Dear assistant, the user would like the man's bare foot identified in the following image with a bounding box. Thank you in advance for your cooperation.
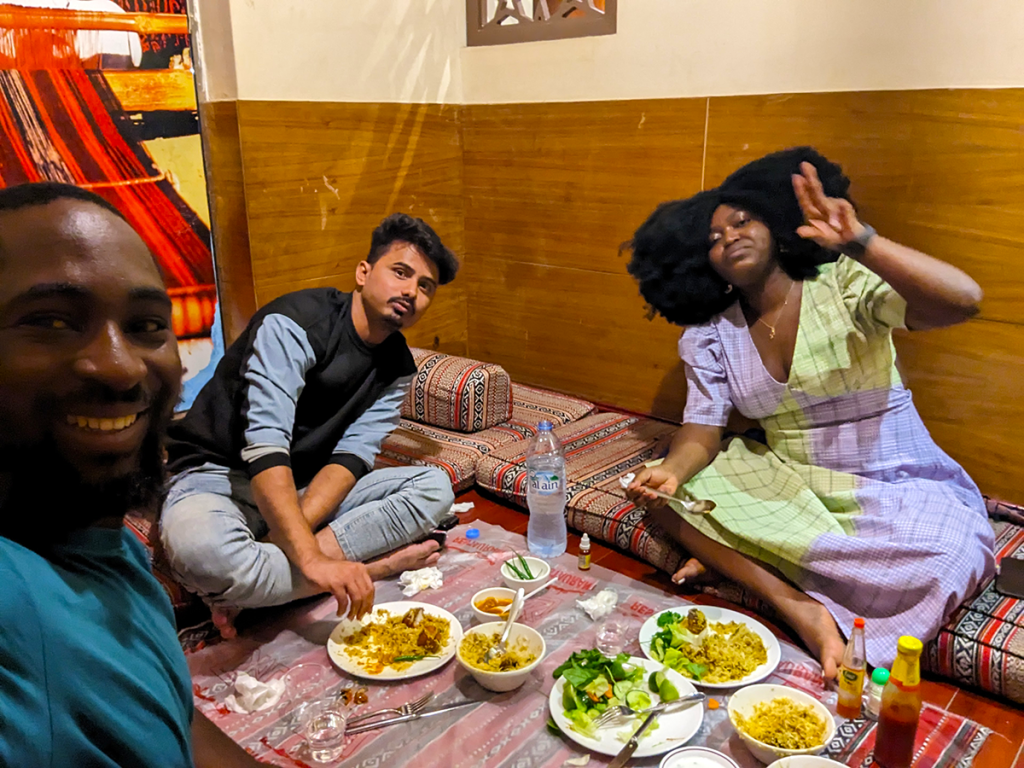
[783,599,845,680]
[367,540,441,580]
[671,557,707,585]
[211,606,240,641]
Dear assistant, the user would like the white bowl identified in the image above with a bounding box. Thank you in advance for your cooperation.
[456,621,545,692]
[660,746,741,767]
[727,684,835,764]
[470,587,517,623]
[766,757,847,768]
[500,556,550,590]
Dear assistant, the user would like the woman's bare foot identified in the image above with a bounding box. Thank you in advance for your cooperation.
[782,598,845,679]
[671,557,708,585]
[211,606,240,641]
[367,540,441,580]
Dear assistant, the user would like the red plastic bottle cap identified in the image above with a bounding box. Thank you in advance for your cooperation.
[854,617,866,629]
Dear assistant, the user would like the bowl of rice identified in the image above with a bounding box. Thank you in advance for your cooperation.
[727,684,835,764]
[456,622,545,692]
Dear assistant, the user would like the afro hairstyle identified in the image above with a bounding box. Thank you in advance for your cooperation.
[626,147,854,327]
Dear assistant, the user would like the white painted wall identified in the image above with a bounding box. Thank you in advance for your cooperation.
[222,0,464,103]
[196,0,1024,104]
[461,0,1024,103]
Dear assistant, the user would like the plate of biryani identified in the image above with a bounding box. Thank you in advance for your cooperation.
[639,606,780,689]
[327,601,463,680]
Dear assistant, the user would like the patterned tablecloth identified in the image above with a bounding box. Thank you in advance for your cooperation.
[189,523,991,767]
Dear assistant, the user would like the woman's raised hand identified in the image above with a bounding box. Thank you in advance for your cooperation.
[626,465,680,510]
[792,160,866,250]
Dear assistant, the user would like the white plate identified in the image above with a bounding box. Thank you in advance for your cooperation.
[549,656,703,758]
[639,606,781,689]
[327,601,463,680]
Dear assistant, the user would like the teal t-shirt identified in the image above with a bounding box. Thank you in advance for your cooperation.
[0,527,194,767]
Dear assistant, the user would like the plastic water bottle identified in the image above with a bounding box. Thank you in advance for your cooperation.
[526,421,567,558]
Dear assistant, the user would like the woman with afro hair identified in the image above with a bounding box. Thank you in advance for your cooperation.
[625,147,994,677]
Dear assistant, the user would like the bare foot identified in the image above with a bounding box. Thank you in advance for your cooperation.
[211,606,240,641]
[367,540,441,580]
[783,599,845,680]
[671,557,707,585]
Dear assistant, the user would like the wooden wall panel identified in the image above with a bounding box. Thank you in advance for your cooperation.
[197,100,256,343]
[462,89,1024,502]
[463,98,706,417]
[467,256,689,418]
[895,321,1024,504]
[236,101,467,355]
[703,90,1024,326]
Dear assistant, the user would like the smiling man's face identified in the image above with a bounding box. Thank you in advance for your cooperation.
[0,198,181,490]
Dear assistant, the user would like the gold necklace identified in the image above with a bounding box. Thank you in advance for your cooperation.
[756,281,796,340]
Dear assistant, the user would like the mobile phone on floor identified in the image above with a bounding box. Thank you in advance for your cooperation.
[423,514,460,548]
[995,557,1024,600]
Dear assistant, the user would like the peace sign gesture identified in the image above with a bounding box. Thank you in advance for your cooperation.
[792,160,867,251]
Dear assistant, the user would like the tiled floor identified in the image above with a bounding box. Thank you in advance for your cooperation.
[454,488,1024,768]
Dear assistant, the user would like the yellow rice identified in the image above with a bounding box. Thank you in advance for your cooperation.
[683,620,768,684]
[458,632,536,672]
[734,697,828,750]
[340,609,451,674]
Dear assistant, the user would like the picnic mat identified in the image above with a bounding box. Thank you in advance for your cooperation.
[189,523,992,767]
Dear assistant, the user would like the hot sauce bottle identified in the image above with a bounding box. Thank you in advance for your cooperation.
[873,635,923,768]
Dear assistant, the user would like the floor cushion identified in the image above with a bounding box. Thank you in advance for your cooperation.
[403,348,513,432]
[474,412,685,572]
[923,503,1024,704]
[376,383,596,491]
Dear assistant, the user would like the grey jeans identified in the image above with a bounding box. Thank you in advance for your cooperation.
[159,462,454,609]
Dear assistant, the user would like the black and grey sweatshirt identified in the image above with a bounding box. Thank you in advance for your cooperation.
[166,289,416,488]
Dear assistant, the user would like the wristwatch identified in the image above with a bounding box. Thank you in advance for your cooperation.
[839,224,877,257]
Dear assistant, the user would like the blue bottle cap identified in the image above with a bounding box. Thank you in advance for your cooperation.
[466,528,480,539]
[538,420,553,431]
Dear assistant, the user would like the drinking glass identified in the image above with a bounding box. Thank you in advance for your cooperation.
[302,703,347,763]
[595,617,628,656]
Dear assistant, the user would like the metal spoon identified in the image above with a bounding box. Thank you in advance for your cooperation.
[618,474,716,514]
[484,588,524,664]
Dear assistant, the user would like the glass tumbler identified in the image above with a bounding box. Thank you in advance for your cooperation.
[301,701,347,763]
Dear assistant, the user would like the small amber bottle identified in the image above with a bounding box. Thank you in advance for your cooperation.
[578,533,591,570]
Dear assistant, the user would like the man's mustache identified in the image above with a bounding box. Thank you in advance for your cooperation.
[61,383,151,409]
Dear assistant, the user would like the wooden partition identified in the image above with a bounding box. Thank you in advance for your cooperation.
[462,89,1024,503]
[234,101,467,355]
[219,88,1023,501]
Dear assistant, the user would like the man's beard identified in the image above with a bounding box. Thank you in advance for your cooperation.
[0,429,167,549]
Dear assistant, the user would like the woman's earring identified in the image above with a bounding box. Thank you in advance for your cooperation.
[724,284,733,294]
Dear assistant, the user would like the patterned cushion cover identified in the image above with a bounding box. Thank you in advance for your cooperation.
[376,383,596,491]
[474,412,686,572]
[923,500,1024,704]
[402,348,513,432]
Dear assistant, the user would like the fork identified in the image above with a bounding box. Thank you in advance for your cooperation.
[595,692,705,727]
[346,691,434,726]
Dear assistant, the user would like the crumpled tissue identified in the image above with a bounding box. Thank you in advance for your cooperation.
[619,472,635,489]
[399,566,444,597]
[450,501,475,514]
[224,672,286,713]
[576,588,618,620]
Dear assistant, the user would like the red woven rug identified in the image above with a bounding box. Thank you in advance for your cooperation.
[189,523,991,767]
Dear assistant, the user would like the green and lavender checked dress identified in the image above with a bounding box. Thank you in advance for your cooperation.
[675,256,996,667]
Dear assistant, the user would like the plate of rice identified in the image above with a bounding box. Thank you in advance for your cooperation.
[638,606,780,689]
[327,601,463,680]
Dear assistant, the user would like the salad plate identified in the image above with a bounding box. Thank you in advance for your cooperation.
[548,652,703,757]
[639,606,781,690]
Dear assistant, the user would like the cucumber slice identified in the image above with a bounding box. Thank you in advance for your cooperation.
[625,690,652,710]
[612,680,633,700]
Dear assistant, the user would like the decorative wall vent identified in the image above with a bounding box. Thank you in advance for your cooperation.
[467,0,616,47]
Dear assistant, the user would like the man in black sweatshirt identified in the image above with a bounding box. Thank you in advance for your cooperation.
[161,213,457,637]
